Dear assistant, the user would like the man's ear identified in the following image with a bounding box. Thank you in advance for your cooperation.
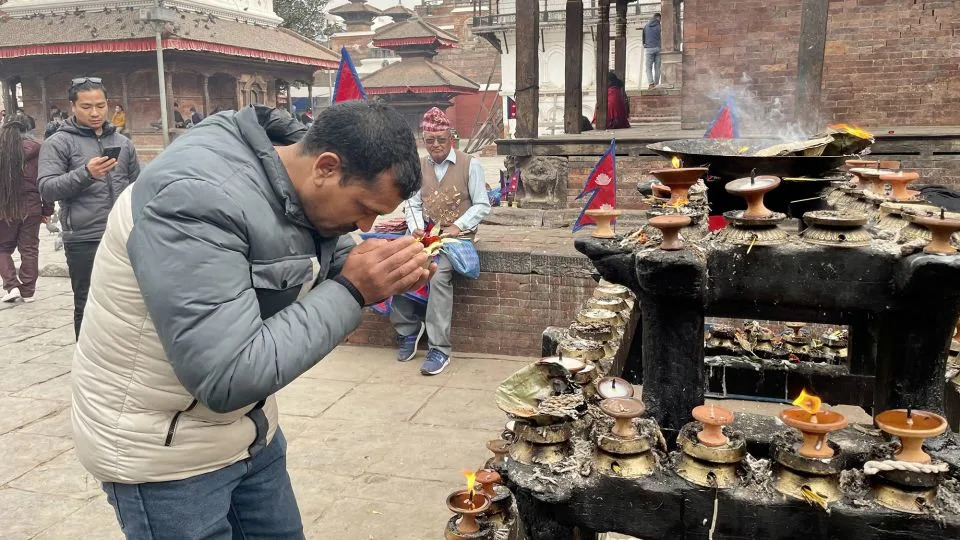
[312,151,343,186]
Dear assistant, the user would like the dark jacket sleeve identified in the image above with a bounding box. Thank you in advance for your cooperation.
[127,178,363,414]
[38,135,95,201]
[125,140,141,184]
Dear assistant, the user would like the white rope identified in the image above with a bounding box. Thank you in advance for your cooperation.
[863,460,950,475]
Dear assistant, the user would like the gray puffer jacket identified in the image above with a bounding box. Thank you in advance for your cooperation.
[72,105,362,483]
[38,119,140,244]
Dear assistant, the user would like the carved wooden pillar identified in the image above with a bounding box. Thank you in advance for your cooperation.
[595,0,611,130]
[165,71,175,129]
[564,0,584,134]
[515,0,540,138]
[202,74,210,116]
[38,75,48,131]
[120,73,130,129]
[614,0,627,81]
[796,0,830,133]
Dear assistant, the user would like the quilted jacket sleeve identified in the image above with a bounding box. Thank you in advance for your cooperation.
[127,178,363,413]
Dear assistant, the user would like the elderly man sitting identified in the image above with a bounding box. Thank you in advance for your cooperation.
[392,107,491,375]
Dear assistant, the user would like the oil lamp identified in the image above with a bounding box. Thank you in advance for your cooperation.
[676,404,744,489]
[594,397,656,478]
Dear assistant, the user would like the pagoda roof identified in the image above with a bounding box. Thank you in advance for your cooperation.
[0,8,338,69]
[329,2,383,17]
[383,5,416,17]
[372,17,458,49]
[362,57,478,96]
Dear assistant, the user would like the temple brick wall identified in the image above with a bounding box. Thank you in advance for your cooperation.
[681,0,960,129]
[347,265,596,358]
[565,155,667,210]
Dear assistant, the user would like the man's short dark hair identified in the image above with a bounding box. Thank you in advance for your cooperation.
[300,101,421,200]
[68,81,108,103]
[654,12,661,18]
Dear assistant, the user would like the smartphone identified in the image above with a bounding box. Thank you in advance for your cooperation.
[101,146,122,161]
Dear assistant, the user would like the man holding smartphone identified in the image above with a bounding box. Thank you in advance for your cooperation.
[39,77,140,338]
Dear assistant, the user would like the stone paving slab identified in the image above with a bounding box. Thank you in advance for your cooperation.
[0,489,87,540]
[0,433,73,485]
[0,397,64,436]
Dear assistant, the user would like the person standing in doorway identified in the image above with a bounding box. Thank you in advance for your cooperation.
[0,113,52,303]
[393,107,491,376]
[38,77,140,338]
[643,13,662,88]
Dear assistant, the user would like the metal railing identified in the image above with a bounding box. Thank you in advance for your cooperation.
[469,0,661,31]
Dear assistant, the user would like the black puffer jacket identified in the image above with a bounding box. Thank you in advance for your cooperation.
[38,119,140,243]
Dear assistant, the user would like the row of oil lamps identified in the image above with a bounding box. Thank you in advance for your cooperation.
[443,281,637,539]
[707,321,848,364]
[613,160,960,254]
[444,281,953,537]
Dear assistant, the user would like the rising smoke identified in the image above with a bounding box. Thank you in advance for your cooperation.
[702,69,813,141]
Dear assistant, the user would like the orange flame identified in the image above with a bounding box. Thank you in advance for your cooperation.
[829,123,874,140]
[792,389,822,415]
[464,470,476,497]
[671,156,682,168]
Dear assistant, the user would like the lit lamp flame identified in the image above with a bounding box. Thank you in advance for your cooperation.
[671,156,681,169]
[829,123,874,140]
[464,470,477,506]
[793,388,822,423]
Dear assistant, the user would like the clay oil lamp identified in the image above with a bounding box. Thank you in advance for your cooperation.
[705,324,741,355]
[880,170,920,201]
[718,171,788,246]
[595,397,655,477]
[677,404,745,489]
[650,158,707,206]
[850,167,893,195]
[475,469,512,523]
[511,420,572,465]
[573,363,598,387]
[774,389,848,504]
[725,171,781,219]
[445,471,492,539]
[874,409,948,464]
[485,439,511,468]
[872,409,949,514]
[584,204,623,239]
[596,376,634,400]
[586,296,630,326]
[910,207,960,255]
[779,389,848,459]
[692,404,733,447]
[602,397,644,438]
[648,214,691,251]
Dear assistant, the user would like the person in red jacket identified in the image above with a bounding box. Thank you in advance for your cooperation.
[0,113,53,303]
[594,71,632,130]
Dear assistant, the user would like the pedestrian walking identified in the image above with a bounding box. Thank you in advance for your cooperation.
[71,101,430,538]
[643,13,663,88]
[0,113,53,303]
[38,77,140,338]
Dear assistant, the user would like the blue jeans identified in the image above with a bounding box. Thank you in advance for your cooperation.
[644,47,662,86]
[103,429,303,540]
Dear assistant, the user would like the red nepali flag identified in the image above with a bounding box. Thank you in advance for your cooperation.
[507,96,517,119]
[573,140,617,232]
[331,47,366,104]
[704,99,739,139]
[504,170,520,194]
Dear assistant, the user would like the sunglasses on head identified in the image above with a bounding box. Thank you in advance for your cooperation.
[70,77,103,88]
[423,137,449,145]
